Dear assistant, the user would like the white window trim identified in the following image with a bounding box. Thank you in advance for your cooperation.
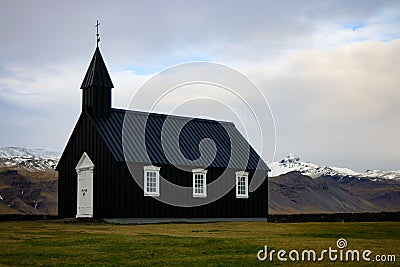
[235,171,249,199]
[144,165,161,197]
[192,168,207,198]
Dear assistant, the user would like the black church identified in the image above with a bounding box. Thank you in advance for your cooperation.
[56,39,269,219]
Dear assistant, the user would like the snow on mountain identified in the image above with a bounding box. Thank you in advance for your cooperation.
[268,154,400,180]
[0,147,60,159]
[0,146,398,179]
[0,147,60,171]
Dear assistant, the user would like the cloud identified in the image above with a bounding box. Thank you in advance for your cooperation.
[0,0,399,170]
[313,7,400,47]
[252,40,400,170]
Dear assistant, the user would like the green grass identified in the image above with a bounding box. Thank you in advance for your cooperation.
[0,221,399,266]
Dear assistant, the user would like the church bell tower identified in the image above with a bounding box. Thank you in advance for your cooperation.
[80,21,114,118]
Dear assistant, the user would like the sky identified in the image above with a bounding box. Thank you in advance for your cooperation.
[0,0,399,171]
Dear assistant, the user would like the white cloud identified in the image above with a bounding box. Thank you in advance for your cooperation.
[112,70,150,109]
[0,0,399,170]
[313,4,400,47]
[250,39,400,170]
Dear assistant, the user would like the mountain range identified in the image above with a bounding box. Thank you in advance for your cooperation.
[0,147,59,172]
[268,155,400,214]
[0,147,399,215]
[268,154,400,180]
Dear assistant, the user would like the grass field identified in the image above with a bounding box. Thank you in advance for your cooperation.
[0,220,398,266]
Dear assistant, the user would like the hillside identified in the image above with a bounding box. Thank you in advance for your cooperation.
[269,171,400,214]
[0,169,57,215]
[0,147,58,215]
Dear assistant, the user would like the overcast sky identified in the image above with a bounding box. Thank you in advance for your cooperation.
[0,0,399,171]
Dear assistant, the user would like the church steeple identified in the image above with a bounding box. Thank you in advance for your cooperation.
[81,22,114,118]
[81,47,114,89]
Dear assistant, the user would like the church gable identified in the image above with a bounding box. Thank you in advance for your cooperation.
[56,108,115,171]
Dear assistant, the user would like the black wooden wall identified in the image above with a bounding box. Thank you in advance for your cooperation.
[113,164,268,218]
[83,86,111,118]
[57,113,116,218]
[58,112,268,218]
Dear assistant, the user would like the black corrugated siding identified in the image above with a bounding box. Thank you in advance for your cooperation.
[93,108,270,171]
[103,162,267,218]
[58,113,116,218]
[58,111,268,218]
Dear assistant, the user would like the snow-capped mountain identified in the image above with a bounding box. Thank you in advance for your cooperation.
[268,154,400,180]
[0,147,60,159]
[0,147,60,171]
[0,148,398,215]
[0,146,398,180]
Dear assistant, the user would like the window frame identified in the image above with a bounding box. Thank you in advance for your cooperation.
[235,171,249,198]
[143,165,161,197]
[192,168,207,198]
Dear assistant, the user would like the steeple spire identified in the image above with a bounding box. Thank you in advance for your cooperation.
[80,47,114,89]
[80,21,114,118]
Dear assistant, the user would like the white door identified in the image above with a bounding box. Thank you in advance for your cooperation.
[77,169,93,217]
[76,152,94,218]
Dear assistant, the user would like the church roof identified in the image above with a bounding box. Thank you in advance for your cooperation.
[80,47,114,89]
[86,108,270,171]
